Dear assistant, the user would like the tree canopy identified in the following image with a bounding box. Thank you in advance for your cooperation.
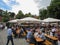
[16,10,24,19]
[0,9,38,22]
[39,9,47,20]
[39,0,60,19]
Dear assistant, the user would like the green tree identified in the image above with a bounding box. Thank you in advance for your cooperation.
[2,17,9,22]
[2,10,10,22]
[24,13,32,17]
[0,9,4,16]
[0,9,15,22]
[16,10,24,19]
[39,9,47,20]
[47,0,60,19]
[8,12,15,18]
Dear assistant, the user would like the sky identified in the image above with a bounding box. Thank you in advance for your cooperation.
[0,0,51,15]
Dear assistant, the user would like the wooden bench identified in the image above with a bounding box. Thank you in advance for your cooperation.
[45,34,58,40]
[44,40,53,45]
[26,39,35,45]
[44,34,58,45]
[26,39,30,42]
[35,37,43,42]
[29,44,35,45]
[34,35,43,42]
[21,32,26,36]
[34,37,52,45]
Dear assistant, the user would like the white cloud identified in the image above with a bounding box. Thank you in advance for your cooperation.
[3,0,51,15]
[3,0,39,15]
[3,0,9,5]
[34,0,51,9]
[11,0,39,15]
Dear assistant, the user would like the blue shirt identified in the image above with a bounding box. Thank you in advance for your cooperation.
[7,28,12,36]
[27,31,32,39]
[39,33,46,40]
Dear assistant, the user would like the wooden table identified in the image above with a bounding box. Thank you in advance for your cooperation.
[34,36,44,45]
[45,34,58,45]
[35,37,43,42]
[45,34,58,40]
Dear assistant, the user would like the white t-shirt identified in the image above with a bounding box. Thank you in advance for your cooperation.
[34,32,38,37]
[52,28,56,32]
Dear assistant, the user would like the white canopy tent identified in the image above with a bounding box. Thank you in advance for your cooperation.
[43,18,60,22]
[18,17,42,23]
[8,19,19,23]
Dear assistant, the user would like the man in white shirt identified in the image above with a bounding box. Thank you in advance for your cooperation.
[38,31,46,41]
[37,31,46,45]
[52,26,56,36]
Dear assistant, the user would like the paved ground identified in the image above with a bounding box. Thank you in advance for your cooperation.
[0,29,28,45]
[58,41,60,45]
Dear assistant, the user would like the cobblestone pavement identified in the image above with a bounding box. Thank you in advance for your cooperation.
[0,29,28,45]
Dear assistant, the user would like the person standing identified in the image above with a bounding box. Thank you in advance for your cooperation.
[6,26,14,45]
[52,26,56,36]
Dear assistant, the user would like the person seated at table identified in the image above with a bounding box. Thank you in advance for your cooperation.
[38,31,46,41]
[34,27,41,37]
[34,28,39,38]
[26,29,33,39]
[19,27,24,38]
[12,26,17,38]
[37,31,46,45]
[57,30,60,41]
[16,26,20,38]
[32,27,36,34]
[26,29,36,44]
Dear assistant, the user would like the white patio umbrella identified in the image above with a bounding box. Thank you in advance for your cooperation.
[43,18,60,22]
[18,17,42,23]
[8,19,19,23]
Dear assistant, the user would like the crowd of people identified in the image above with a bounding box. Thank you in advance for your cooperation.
[4,23,60,45]
[26,24,60,45]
